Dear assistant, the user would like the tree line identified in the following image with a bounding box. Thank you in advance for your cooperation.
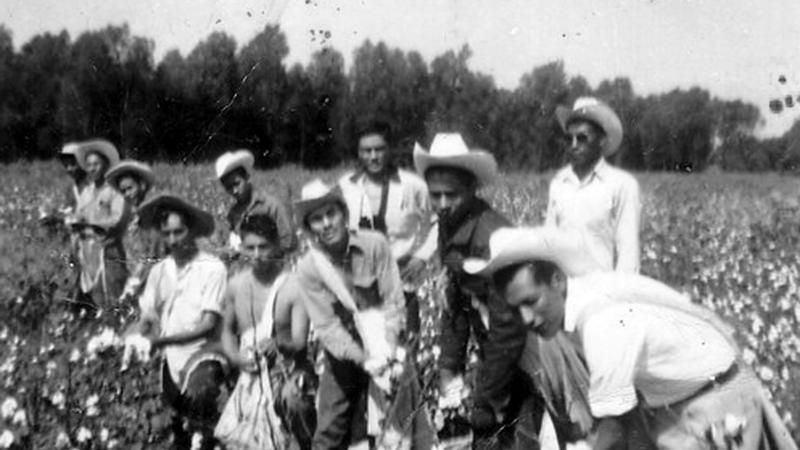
[1,22,798,172]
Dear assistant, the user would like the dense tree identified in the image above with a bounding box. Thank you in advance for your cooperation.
[0,22,793,172]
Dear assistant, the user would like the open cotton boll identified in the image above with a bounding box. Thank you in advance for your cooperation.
[357,308,393,362]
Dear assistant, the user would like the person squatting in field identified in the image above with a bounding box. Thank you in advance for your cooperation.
[547,96,641,274]
[338,119,438,348]
[466,226,799,450]
[70,139,132,308]
[293,179,435,449]
[216,148,297,257]
[128,194,230,450]
[104,160,162,305]
[414,133,543,448]
[216,213,317,449]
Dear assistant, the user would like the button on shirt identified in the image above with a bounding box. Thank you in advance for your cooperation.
[139,251,228,383]
[295,230,404,364]
[563,272,737,418]
[338,169,438,269]
[546,158,641,273]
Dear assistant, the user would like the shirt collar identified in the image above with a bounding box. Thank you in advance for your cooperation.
[348,166,401,184]
[561,157,610,186]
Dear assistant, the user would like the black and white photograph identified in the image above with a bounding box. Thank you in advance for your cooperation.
[1,0,800,448]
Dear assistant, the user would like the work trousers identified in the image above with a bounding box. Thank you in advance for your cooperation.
[313,352,370,450]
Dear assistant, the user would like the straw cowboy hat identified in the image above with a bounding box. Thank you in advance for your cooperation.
[294,178,348,228]
[137,194,215,237]
[215,149,255,179]
[74,139,121,170]
[463,226,603,278]
[413,133,498,186]
[105,160,156,189]
[556,97,623,156]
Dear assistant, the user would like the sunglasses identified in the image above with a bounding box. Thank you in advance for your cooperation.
[565,132,593,145]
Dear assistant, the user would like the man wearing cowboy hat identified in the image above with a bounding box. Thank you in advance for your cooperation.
[414,133,540,448]
[549,97,641,273]
[338,119,437,342]
[128,194,230,450]
[215,149,296,255]
[105,160,161,304]
[293,178,433,449]
[70,139,132,307]
[465,226,798,450]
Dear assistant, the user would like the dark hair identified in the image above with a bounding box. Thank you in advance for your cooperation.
[356,119,392,145]
[492,260,560,292]
[240,213,279,244]
[424,166,478,190]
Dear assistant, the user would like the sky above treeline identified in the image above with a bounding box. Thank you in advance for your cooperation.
[4,0,800,138]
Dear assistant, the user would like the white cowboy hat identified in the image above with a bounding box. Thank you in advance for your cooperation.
[59,142,80,157]
[294,178,348,228]
[138,193,215,237]
[215,149,255,179]
[556,97,623,156]
[413,133,498,186]
[74,139,120,170]
[106,160,156,189]
[463,226,602,278]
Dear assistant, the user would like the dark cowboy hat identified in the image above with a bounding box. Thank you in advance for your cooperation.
[138,194,215,237]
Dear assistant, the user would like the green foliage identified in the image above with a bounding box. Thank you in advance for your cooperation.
[1,23,791,172]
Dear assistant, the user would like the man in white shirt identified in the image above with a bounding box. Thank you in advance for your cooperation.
[131,194,229,450]
[548,97,641,273]
[464,226,798,450]
[338,120,437,338]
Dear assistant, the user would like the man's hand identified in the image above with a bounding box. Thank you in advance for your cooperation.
[438,369,465,409]
[120,333,152,371]
[256,337,278,359]
[400,257,426,285]
[234,352,259,373]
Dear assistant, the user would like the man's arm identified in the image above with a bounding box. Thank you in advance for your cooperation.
[592,416,628,450]
[614,175,641,273]
[296,258,367,363]
[220,285,249,370]
[153,312,220,349]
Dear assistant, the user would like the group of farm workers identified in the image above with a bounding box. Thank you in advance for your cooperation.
[48,97,796,450]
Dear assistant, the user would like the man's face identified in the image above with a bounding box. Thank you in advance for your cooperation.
[159,212,194,258]
[501,265,566,339]
[221,171,252,203]
[85,153,108,183]
[426,169,475,226]
[566,121,604,172]
[241,232,278,269]
[118,175,144,205]
[358,133,389,176]
[306,202,348,251]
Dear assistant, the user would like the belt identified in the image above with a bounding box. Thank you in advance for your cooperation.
[691,362,739,399]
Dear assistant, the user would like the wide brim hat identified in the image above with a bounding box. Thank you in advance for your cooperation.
[463,226,602,278]
[293,178,347,228]
[215,149,254,180]
[138,194,215,237]
[105,160,156,189]
[556,97,623,157]
[413,133,498,186]
[74,139,120,170]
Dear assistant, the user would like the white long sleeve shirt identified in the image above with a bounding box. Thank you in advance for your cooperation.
[545,158,641,273]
